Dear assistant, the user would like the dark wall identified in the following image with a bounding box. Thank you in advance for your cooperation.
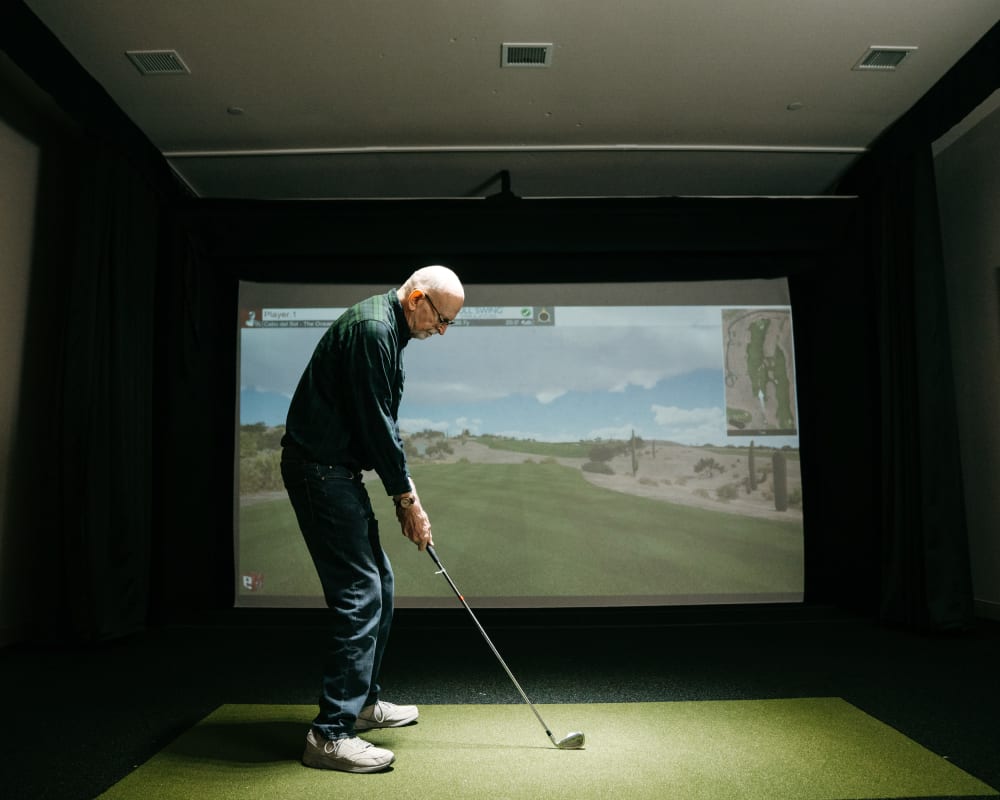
[151,196,874,620]
[11,0,987,631]
[0,56,82,641]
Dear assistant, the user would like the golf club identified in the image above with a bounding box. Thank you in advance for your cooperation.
[426,544,585,750]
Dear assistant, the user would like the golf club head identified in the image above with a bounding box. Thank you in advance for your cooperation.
[554,731,586,749]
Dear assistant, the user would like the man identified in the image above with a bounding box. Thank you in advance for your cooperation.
[280,265,465,773]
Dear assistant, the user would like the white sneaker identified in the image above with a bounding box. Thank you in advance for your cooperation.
[302,729,395,773]
[354,700,419,731]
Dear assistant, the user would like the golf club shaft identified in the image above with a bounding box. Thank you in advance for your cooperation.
[426,545,559,746]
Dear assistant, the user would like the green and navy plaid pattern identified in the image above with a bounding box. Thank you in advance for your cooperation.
[282,289,412,496]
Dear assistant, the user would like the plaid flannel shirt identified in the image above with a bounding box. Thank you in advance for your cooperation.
[282,289,412,496]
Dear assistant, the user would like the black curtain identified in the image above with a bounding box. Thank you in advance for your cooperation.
[2,0,188,641]
[833,20,1000,630]
[857,146,975,630]
[56,142,160,640]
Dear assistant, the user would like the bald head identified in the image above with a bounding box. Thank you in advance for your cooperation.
[399,265,464,302]
[398,265,465,339]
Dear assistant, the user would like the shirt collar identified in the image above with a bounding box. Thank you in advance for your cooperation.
[389,289,412,348]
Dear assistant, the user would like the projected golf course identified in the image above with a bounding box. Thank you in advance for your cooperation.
[238,431,803,607]
[236,279,806,608]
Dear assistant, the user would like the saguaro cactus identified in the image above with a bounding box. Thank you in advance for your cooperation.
[772,450,788,511]
[748,440,757,492]
[631,429,638,476]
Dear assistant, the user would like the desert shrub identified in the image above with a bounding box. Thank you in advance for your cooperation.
[582,461,614,475]
[240,423,285,457]
[425,440,454,459]
[588,442,622,463]
[240,449,283,493]
[694,457,725,477]
[716,482,740,501]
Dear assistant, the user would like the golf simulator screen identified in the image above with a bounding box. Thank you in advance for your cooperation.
[236,278,804,608]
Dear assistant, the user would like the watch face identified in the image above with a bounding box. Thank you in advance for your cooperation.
[399,496,414,508]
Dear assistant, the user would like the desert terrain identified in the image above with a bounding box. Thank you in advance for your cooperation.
[440,439,802,522]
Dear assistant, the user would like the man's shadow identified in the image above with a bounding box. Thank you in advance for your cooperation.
[167,721,308,763]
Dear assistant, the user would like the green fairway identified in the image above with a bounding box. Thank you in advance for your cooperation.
[238,496,324,599]
[237,460,802,605]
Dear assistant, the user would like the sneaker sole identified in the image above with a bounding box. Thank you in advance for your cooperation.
[302,752,395,773]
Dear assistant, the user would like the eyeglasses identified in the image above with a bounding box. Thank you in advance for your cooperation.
[423,292,456,327]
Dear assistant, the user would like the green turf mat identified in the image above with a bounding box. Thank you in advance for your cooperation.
[98,698,996,800]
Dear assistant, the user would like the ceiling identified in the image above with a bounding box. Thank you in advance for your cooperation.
[21,0,1000,200]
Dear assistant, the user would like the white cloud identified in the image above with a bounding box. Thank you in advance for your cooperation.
[535,389,567,404]
[609,369,663,392]
[402,317,723,406]
[399,416,484,437]
[650,405,727,445]
[651,405,722,426]
[398,417,453,435]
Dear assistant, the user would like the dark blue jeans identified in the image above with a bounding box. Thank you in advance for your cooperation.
[281,459,394,740]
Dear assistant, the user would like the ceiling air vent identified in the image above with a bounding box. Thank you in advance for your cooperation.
[501,43,553,68]
[125,49,190,75]
[852,46,917,71]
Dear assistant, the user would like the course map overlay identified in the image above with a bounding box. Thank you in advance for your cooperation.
[723,308,797,436]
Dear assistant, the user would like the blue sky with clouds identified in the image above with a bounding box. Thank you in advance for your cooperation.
[240,305,799,447]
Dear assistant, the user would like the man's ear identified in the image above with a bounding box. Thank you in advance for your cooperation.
[407,289,424,307]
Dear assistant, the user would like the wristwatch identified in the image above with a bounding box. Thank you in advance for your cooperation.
[395,495,416,509]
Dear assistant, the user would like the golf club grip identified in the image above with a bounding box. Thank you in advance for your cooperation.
[426,545,466,603]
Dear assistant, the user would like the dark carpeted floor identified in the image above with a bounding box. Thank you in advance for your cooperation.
[2,605,998,800]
